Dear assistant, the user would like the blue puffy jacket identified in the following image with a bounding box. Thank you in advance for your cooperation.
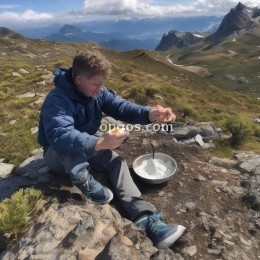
[38,68,151,159]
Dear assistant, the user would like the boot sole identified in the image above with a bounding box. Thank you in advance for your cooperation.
[156,225,186,249]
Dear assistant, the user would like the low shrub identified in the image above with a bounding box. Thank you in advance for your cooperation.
[224,115,254,148]
[182,105,197,118]
[0,188,43,244]
[212,138,234,158]
[254,126,260,138]
[121,73,135,82]
[144,84,159,98]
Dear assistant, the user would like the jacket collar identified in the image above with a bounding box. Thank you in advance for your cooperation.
[54,67,94,104]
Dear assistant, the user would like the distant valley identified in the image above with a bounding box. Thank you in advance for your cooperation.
[0,2,259,98]
[14,16,222,51]
[157,2,260,97]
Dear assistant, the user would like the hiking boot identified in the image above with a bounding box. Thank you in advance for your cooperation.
[135,212,186,249]
[73,173,113,205]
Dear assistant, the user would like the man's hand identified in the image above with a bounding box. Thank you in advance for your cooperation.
[148,105,176,123]
[95,129,129,151]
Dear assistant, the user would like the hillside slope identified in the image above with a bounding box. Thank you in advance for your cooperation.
[0,29,259,165]
[166,28,260,96]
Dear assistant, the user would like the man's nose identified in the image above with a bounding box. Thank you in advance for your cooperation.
[97,85,103,92]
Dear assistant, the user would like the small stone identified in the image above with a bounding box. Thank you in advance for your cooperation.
[0,163,15,178]
[223,239,235,246]
[220,168,228,173]
[178,181,184,187]
[229,186,245,194]
[195,134,204,147]
[207,249,222,256]
[36,80,46,86]
[240,236,252,247]
[239,156,260,173]
[34,97,45,105]
[9,120,17,125]
[229,169,240,175]
[210,203,221,214]
[19,68,30,74]
[158,191,166,197]
[219,186,233,195]
[248,222,258,235]
[36,65,47,69]
[194,174,206,181]
[12,72,23,77]
[151,140,159,147]
[240,180,250,188]
[213,229,224,240]
[17,92,35,99]
[185,202,196,211]
[121,236,133,247]
[212,180,228,186]
[224,234,233,240]
[141,138,150,146]
[182,162,189,170]
[209,157,238,168]
[214,187,221,193]
[30,127,38,134]
[40,73,53,83]
[183,245,197,257]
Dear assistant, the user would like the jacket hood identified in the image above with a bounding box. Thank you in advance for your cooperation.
[53,67,93,103]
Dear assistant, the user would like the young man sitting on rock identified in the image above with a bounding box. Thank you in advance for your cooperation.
[38,49,185,249]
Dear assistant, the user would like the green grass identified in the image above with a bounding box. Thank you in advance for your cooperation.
[0,36,259,167]
[205,138,234,159]
[167,31,260,96]
[0,188,44,246]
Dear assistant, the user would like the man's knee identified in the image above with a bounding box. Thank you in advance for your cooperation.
[96,149,125,163]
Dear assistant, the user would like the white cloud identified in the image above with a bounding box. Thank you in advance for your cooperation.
[80,0,197,17]
[79,0,260,17]
[0,4,20,9]
[0,0,260,30]
[0,9,54,29]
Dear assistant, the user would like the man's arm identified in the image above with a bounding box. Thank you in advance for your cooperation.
[42,95,99,158]
[100,87,176,124]
[100,87,151,125]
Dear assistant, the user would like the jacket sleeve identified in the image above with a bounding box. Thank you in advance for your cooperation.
[100,87,151,124]
[42,95,99,158]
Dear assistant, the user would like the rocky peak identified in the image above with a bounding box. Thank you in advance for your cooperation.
[0,27,23,39]
[156,30,204,51]
[234,2,249,12]
[206,2,260,43]
[59,24,84,35]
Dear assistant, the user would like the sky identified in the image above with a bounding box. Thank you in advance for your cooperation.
[0,0,260,29]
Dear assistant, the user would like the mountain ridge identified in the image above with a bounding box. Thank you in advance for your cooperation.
[155,30,208,51]
[206,2,260,44]
[0,27,24,39]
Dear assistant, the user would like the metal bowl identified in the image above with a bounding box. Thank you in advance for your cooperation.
[132,152,177,184]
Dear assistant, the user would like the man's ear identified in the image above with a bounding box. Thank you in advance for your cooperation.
[74,75,81,85]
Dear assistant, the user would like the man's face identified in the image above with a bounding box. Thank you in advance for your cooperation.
[74,74,105,97]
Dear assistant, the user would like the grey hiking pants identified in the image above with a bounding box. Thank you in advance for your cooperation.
[44,146,155,221]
